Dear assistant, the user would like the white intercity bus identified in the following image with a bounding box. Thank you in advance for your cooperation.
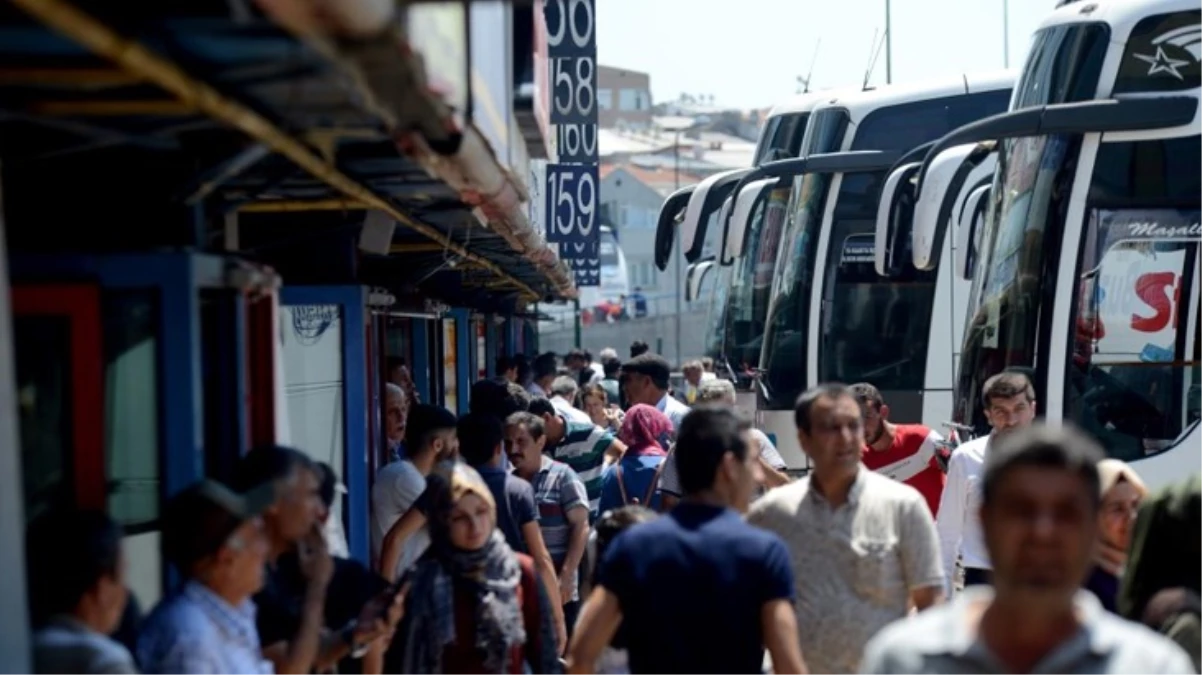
[744,72,1015,471]
[903,0,1200,490]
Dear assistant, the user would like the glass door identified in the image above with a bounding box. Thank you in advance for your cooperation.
[11,284,104,520]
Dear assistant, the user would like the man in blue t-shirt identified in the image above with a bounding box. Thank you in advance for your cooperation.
[457,412,568,653]
[566,406,808,674]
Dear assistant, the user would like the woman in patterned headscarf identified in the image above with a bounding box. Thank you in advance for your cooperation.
[1086,459,1148,613]
[398,462,560,674]
[597,404,673,513]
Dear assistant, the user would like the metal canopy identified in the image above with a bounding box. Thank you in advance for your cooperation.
[0,0,569,310]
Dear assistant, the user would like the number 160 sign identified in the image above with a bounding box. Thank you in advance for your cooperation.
[545,163,598,246]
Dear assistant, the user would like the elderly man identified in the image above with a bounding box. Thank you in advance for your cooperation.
[137,480,281,673]
[384,383,408,462]
[550,375,593,424]
[678,360,705,405]
[657,379,791,511]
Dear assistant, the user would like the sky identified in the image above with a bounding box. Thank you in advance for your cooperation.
[596,0,1055,109]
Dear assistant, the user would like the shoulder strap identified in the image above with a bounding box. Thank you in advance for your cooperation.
[644,460,667,505]
[615,464,632,505]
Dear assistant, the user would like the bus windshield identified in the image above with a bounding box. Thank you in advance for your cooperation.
[955,20,1110,430]
[755,112,810,165]
[1065,137,1201,461]
[822,90,1015,394]
[723,185,792,385]
[762,88,1013,408]
[759,108,848,407]
[703,264,732,363]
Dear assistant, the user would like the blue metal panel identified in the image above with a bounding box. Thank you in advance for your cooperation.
[279,286,370,565]
[230,294,250,454]
[451,309,471,415]
[411,319,431,404]
[10,253,207,498]
[10,252,211,592]
[367,315,384,476]
[485,318,498,379]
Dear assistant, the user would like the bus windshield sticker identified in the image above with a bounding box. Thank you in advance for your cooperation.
[840,234,875,265]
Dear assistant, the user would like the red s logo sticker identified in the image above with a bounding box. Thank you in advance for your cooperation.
[1131,271,1180,333]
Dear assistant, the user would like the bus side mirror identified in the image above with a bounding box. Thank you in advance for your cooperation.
[912,143,980,271]
[912,95,1199,272]
[874,161,920,277]
[655,185,694,271]
[954,183,991,281]
[685,260,716,302]
[724,178,776,262]
[681,168,751,264]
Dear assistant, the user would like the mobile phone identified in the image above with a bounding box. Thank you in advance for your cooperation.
[385,567,414,603]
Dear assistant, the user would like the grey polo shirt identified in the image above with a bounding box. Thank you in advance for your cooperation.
[860,587,1197,674]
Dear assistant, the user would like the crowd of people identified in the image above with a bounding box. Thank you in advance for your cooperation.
[23,341,1202,674]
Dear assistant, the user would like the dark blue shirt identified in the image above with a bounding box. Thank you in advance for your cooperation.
[476,464,538,554]
[597,502,795,674]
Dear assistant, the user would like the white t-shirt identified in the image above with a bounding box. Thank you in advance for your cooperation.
[370,459,429,576]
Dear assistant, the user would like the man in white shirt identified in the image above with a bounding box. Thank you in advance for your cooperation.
[863,425,1196,674]
[550,375,594,425]
[621,353,690,431]
[370,404,457,576]
[936,370,1037,595]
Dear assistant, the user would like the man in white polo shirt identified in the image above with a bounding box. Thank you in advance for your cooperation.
[936,370,1036,594]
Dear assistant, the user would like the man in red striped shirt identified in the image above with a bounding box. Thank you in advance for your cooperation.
[849,383,946,517]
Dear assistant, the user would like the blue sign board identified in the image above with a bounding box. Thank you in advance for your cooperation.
[560,240,600,287]
[545,163,599,246]
[556,119,598,164]
[549,55,597,126]
[544,0,596,57]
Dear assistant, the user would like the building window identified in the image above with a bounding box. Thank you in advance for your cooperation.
[619,88,649,112]
[598,88,613,111]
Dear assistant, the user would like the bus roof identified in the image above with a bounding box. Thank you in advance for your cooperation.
[1039,0,1196,38]
[806,70,1016,126]
[764,90,843,117]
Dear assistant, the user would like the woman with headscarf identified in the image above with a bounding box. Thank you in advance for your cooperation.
[597,404,672,513]
[397,462,561,674]
[1086,458,1149,613]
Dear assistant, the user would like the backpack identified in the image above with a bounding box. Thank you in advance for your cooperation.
[614,460,666,506]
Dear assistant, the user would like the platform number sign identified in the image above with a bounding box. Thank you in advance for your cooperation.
[545,0,598,139]
[556,122,597,165]
[545,163,597,245]
[561,241,601,287]
[545,0,595,57]
[544,0,598,286]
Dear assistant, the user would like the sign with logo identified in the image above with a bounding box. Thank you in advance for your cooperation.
[1115,10,1201,94]
[1082,208,1200,365]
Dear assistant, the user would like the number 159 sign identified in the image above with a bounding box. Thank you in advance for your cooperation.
[545,163,598,247]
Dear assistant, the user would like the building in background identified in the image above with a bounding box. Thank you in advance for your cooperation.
[598,65,653,130]
[600,163,708,312]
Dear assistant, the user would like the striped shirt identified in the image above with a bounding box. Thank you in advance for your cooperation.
[549,416,614,517]
[525,455,588,601]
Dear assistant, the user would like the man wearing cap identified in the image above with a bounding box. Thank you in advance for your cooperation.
[136,480,280,673]
[236,446,402,674]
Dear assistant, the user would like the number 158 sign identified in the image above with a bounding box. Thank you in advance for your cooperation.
[545,163,598,246]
